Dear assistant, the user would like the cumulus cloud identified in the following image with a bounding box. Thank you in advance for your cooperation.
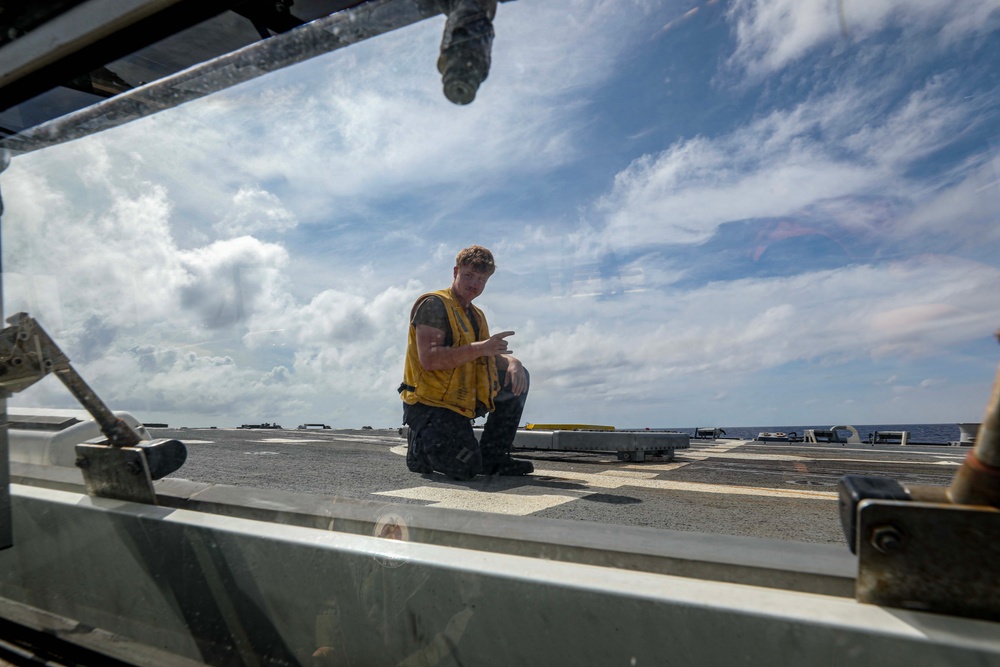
[1,0,995,429]
[214,186,298,237]
[516,258,1000,408]
[178,236,292,329]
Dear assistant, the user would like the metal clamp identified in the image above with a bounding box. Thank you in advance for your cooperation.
[839,329,1000,620]
[1,312,186,504]
[855,500,1000,621]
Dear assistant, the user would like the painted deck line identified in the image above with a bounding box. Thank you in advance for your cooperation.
[375,486,583,515]
[536,470,839,500]
[376,468,838,516]
[596,470,660,479]
[260,438,327,443]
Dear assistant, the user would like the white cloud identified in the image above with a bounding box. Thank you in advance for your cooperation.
[52,0,653,236]
[728,0,1000,75]
[514,258,1000,410]
[2,0,996,429]
[599,134,877,245]
[215,186,298,237]
[177,236,292,330]
[597,67,988,247]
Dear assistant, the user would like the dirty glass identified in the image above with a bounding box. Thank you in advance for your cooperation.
[2,0,999,546]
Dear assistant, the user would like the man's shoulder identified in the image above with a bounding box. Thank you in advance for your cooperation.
[412,289,451,308]
[412,294,448,327]
[414,293,446,311]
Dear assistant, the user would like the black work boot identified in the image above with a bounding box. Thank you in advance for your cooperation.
[484,454,534,476]
[405,429,434,474]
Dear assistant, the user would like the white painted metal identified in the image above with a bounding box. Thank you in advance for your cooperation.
[7,408,151,468]
[2,483,998,665]
[0,0,181,90]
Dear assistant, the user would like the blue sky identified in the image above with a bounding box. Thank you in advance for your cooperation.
[3,0,1000,429]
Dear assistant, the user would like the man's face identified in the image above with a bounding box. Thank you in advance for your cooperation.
[452,265,492,304]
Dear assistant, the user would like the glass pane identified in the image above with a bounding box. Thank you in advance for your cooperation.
[2,1,998,546]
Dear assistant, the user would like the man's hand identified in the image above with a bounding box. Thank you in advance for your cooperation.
[502,355,528,396]
[477,330,514,357]
[417,326,516,371]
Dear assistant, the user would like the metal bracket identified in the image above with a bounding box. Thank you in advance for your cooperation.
[841,330,1000,621]
[75,444,156,505]
[1,313,185,505]
[856,499,1000,622]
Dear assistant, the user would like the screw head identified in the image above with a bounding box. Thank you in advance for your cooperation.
[871,524,904,554]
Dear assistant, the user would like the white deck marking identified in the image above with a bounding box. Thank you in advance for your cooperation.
[539,469,837,500]
[625,462,693,472]
[675,443,749,461]
[377,468,836,516]
[261,438,326,443]
[376,439,861,515]
[809,456,963,466]
[696,452,810,462]
[597,470,659,479]
[317,434,402,443]
[178,439,214,444]
[376,487,583,515]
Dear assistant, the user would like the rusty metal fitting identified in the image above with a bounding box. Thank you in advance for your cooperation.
[971,332,1000,467]
[948,450,1000,507]
[106,418,142,448]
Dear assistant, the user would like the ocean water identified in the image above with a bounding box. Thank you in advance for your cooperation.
[665,423,969,444]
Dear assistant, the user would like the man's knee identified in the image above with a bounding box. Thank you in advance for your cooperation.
[426,441,481,480]
[497,366,530,403]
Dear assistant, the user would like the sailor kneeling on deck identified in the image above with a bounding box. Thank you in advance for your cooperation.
[399,245,533,480]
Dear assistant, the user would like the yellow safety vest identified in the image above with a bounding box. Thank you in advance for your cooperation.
[400,288,499,418]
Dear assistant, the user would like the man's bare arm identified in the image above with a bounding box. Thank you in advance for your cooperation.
[416,325,515,371]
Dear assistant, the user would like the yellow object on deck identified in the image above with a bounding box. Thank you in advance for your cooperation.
[525,423,615,431]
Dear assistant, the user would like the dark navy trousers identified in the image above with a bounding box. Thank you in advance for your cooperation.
[403,369,529,480]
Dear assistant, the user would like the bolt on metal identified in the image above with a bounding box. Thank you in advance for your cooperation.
[871,524,904,554]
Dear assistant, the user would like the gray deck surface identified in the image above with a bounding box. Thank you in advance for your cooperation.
[157,427,965,545]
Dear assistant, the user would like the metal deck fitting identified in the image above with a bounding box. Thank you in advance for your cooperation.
[493,427,691,462]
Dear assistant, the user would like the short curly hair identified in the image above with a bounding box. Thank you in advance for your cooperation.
[455,245,496,275]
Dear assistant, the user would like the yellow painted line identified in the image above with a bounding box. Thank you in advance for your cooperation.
[540,469,838,500]
[809,457,963,466]
[525,423,615,431]
[386,441,837,513]
[699,453,809,462]
[375,473,835,518]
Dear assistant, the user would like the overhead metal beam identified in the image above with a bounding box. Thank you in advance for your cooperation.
[0,0,218,111]
[1,0,442,155]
